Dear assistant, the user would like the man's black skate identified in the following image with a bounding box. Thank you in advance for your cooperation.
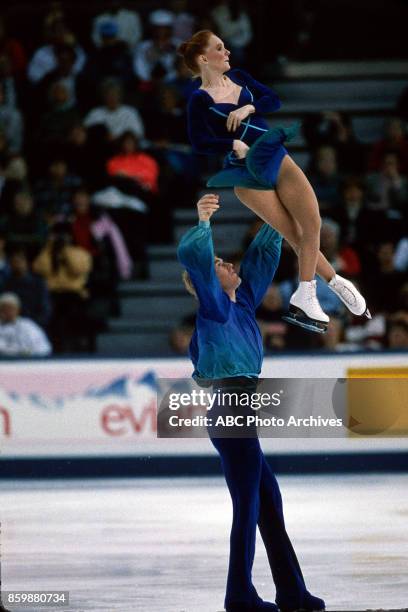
[282,305,328,334]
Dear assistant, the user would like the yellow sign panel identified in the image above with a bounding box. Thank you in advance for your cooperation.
[346,367,408,436]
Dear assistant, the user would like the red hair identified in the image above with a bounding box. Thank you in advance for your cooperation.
[177,30,214,76]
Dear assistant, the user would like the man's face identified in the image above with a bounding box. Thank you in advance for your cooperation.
[215,257,241,293]
[0,302,19,323]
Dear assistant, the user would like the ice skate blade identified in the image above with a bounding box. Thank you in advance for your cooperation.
[364,307,372,319]
[283,305,328,334]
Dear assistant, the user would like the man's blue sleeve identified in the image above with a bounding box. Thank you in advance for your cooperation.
[238,224,282,310]
[177,220,231,323]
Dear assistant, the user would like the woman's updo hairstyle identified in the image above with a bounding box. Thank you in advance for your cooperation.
[178,30,213,77]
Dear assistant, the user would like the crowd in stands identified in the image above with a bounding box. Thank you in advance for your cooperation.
[0,1,406,356]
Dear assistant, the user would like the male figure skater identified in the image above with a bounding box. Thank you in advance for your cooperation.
[177,194,325,612]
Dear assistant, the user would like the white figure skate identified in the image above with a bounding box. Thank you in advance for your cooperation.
[283,280,329,334]
[328,274,371,319]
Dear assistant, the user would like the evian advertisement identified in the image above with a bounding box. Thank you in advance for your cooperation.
[0,359,192,458]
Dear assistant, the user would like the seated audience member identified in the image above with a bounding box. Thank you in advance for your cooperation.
[302,111,366,174]
[27,15,86,84]
[366,151,408,213]
[63,123,108,188]
[320,218,361,278]
[164,55,199,103]
[0,190,48,260]
[0,232,9,283]
[308,145,342,212]
[0,292,51,356]
[36,43,79,110]
[33,79,81,151]
[0,81,23,154]
[107,131,159,194]
[0,16,27,81]
[81,20,134,98]
[256,285,287,350]
[1,249,51,329]
[71,186,132,280]
[169,312,196,355]
[362,242,406,315]
[171,0,196,42]
[32,222,93,352]
[394,237,408,272]
[84,77,144,141]
[92,3,142,50]
[368,117,408,174]
[34,158,81,219]
[211,0,253,66]
[133,10,178,84]
[387,312,408,349]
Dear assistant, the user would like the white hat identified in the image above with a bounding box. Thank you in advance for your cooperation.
[0,292,21,308]
[149,9,174,27]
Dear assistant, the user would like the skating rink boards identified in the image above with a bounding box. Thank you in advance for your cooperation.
[1,474,407,611]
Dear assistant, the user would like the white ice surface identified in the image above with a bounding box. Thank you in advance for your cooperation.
[1,475,408,611]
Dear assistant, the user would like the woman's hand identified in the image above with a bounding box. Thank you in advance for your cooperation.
[226,104,255,132]
[197,193,220,221]
[233,140,250,159]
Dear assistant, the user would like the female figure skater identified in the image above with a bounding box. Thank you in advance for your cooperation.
[177,193,325,612]
[178,30,370,333]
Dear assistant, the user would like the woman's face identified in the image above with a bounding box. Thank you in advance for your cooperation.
[201,35,230,74]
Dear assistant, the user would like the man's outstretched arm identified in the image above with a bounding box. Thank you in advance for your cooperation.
[177,194,231,323]
[238,224,283,310]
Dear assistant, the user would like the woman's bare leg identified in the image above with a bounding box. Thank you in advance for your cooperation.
[234,186,335,282]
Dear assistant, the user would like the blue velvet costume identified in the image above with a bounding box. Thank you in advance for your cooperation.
[187,69,298,190]
[177,220,325,612]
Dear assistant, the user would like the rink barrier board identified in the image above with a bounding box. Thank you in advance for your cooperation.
[1,451,408,479]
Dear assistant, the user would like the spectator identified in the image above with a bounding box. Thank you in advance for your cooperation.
[27,16,86,84]
[0,292,51,356]
[0,16,27,80]
[330,177,382,252]
[211,0,253,66]
[368,118,408,174]
[362,242,406,315]
[107,131,159,193]
[0,232,9,283]
[308,145,341,212]
[71,186,132,280]
[32,221,93,352]
[320,217,361,278]
[81,21,134,102]
[164,55,199,103]
[33,80,81,152]
[169,312,195,354]
[0,190,48,259]
[366,151,408,213]
[387,313,408,349]
[0,81,23,154]
[84,78,144,141]
[302,111,366,174]
[37,43,79,109]
[133,10,178,84]
[1,249,51,328]
[256,285,287,350]
[33,158,81,219]
[92,2,142,50]
[171,0,196,42]
[62,123,108,188]
[394,237,408,272]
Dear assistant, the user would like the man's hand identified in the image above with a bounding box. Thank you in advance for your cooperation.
[226,105,255,132]
[197,194,220,221]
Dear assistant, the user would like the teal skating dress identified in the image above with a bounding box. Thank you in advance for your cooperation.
[187,68,298,190]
